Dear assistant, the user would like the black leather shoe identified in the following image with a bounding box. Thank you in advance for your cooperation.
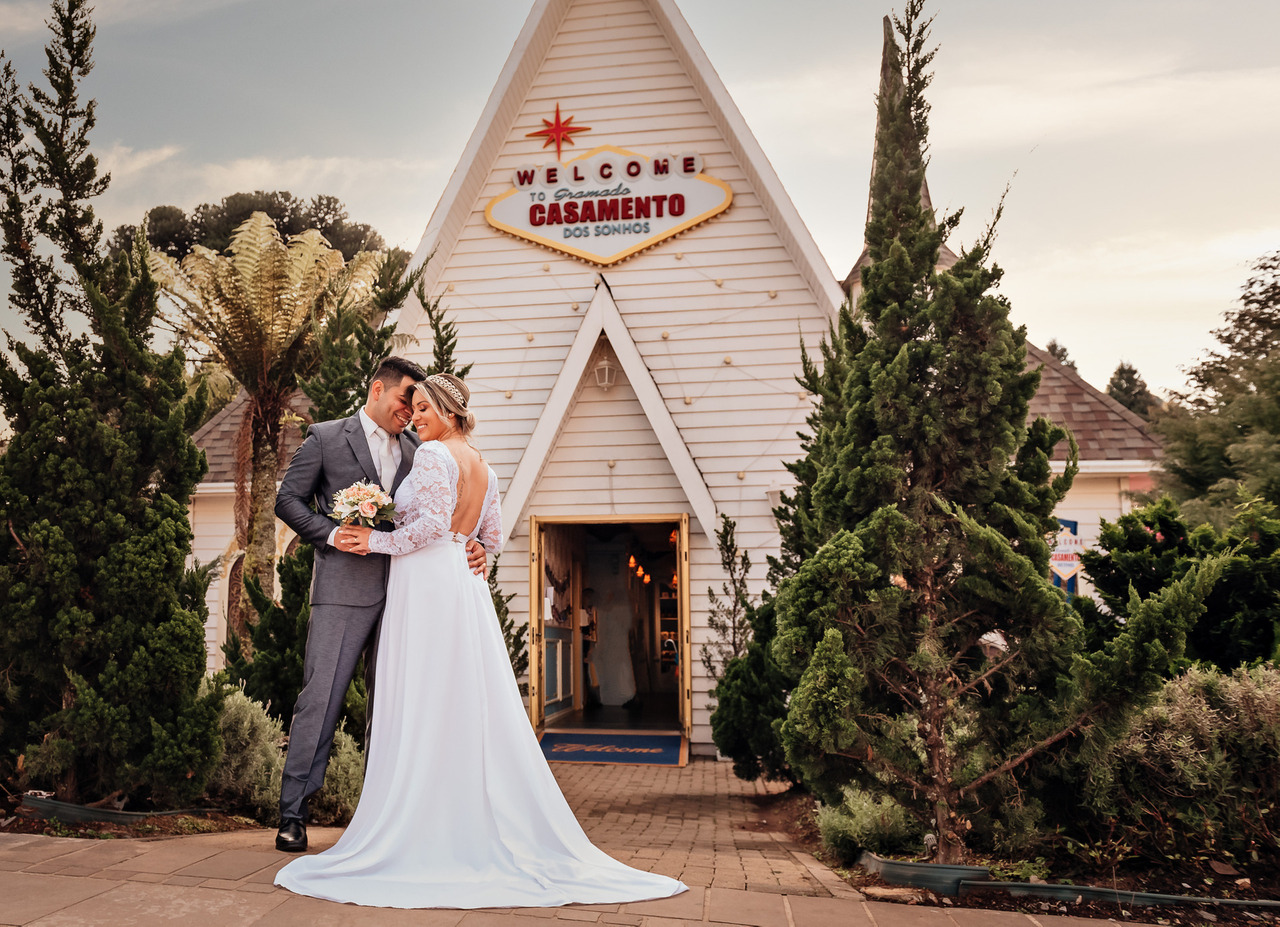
[276,819,307,852]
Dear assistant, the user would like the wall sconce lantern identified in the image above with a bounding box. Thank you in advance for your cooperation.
[594,356,618,391]
[643,573,651,584]
[628,554,636,569]
[635,564,644,577]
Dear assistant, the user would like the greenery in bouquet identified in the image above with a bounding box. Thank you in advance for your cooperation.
[329,480,396,527]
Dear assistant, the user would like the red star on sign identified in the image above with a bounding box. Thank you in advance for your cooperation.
[526,104,591,162]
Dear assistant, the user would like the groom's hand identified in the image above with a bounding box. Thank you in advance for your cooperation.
[466,539,487,576]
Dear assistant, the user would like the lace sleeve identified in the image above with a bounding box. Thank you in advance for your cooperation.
[477,467,502,556]
[367,443,454,556]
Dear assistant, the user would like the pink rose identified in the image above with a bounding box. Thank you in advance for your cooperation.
[358,500,378,518]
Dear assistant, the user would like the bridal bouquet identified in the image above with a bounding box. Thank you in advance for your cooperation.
[329,481,396,527]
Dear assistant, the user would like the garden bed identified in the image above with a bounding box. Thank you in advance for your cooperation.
[746,789,1280,926]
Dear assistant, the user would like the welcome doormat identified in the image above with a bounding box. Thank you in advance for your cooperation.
[539,731,686,767]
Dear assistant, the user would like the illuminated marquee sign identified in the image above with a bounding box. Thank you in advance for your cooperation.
[485,144,733,265]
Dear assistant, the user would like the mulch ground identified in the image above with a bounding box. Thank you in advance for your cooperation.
[747,788,1280,926]
[1,789,262,840]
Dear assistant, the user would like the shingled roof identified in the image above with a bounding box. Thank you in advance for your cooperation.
[1025,343,1161,463]
[192,390,313,484]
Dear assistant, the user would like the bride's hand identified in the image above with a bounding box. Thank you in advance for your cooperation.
[337,525,373,555]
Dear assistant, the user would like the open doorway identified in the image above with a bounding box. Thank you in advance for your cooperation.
[528,515,690,736]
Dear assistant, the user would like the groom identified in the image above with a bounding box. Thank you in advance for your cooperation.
[272,356,486,852]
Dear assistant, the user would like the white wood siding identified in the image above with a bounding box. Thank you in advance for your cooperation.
[400,0,831,750]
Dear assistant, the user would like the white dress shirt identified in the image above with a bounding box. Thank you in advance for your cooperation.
[327,408,402,548]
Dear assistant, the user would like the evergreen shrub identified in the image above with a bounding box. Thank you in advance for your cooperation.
[206,686,284,822]
[1080,664,1280,865]
[307,725,364,826]
[205,685,364,825]
[817,787,922,862]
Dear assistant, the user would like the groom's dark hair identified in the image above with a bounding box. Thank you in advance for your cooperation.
[372,356,427,388]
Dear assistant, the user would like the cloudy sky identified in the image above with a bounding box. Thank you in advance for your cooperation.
[2,0,1277,396]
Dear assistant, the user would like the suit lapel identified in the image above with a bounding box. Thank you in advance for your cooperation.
[391,431,419,494]
[344,415,382,486]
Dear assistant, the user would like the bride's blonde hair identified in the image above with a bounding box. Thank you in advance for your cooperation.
[415,373,477,435]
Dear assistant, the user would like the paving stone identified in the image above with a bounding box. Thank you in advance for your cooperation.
[861,901,955,925]
[25,880,289,926]
[946,908,1037,925]
[242,858,290,883]
[0,837,91,864]
[598,915,644,925]
[622,886,704,920]
[705,888,787,927]
[103,842,221,875]
[174,849,281,881]
[459,915,582,927]
[264,895,469,926]
[234,882,280,893]
[162,876,205,886]
[125,872,169,883]
[785,895,876,927]
[0,870,119,924]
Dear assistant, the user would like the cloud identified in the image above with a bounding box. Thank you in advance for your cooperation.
[931,50,1280,151]
[0,0,254,41]
[0,1,45,37]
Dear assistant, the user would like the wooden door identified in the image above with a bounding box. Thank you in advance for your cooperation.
[677,513,692,739]
[527,516,545,730]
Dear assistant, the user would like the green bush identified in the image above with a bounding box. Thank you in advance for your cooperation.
[205,685,364,825]
[205,687,284,822]
[1080,664,1280,865]
[817,787,923,863]
[307,725,364,826]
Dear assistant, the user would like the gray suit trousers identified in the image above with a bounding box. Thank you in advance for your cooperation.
[278,600,383,821]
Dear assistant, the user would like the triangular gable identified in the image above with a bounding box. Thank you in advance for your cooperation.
[399,0,844,332]
[1025,343,1162,468]
[500,279,718,543]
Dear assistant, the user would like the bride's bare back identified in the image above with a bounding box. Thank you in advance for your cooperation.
[443,438,489,536]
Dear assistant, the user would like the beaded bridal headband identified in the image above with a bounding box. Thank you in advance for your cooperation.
[419,374,467,410]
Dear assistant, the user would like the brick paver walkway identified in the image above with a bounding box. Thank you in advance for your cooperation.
[0,758,1163,926]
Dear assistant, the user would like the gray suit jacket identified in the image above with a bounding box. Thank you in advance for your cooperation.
[274,413,420,607]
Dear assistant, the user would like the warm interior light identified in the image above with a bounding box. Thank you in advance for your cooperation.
[628,554,636,569]
[671,572,678,587]
[643,573,651,584]
[635,565,644,577]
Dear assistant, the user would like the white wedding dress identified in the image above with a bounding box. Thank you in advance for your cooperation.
[275,441,687,908]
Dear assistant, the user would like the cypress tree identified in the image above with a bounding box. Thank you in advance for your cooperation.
[1,0,220,806]
[0,244,221,805]
[769,1,1223,863]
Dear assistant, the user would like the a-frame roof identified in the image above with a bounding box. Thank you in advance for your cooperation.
[499,279,718,544]
[399,0,844,332]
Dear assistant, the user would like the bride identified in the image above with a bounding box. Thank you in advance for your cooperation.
[274,373,686,909]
